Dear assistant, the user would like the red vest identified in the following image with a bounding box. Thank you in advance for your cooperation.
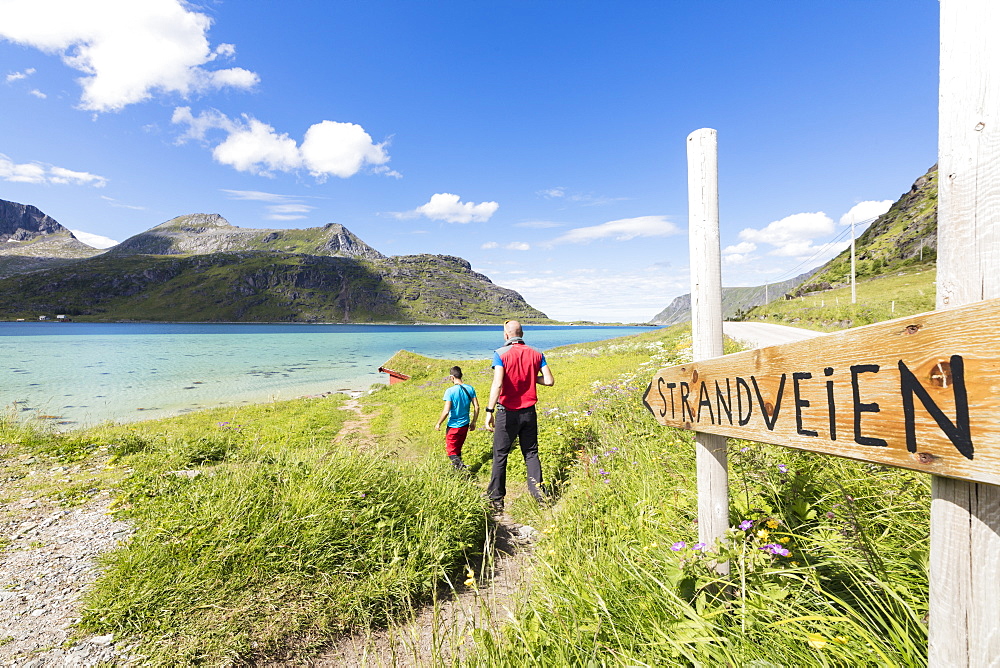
[495,341,545,409]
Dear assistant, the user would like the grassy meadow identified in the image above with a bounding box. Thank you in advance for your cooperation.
[1,320,932,665]
[739,264,936,331]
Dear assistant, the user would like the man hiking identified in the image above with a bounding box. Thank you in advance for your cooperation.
[435,365,479,471]
[484,320,554,513]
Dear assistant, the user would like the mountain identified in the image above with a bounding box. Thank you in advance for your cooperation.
[0,208,547,323]
[648,271,816,325]
[0,199,104,278]
[789,165,937,296]
[106,213,385,261]
[648,164,939,325]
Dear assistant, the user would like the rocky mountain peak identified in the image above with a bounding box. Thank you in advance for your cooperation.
[152,213,233,233]
[0,199,68,242]
[319,222,384,260]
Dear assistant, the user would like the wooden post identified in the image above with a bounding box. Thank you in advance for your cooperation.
[686,128,729,565]
[931,2,1000,665]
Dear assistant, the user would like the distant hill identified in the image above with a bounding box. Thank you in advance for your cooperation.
[648,272,816,325]
[106,213,385,261]
[0,205,547,323]
[0,199,104,278]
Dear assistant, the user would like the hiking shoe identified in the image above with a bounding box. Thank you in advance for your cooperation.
[490,499,504,514]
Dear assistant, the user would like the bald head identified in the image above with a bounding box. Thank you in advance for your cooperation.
[504,319,523,339]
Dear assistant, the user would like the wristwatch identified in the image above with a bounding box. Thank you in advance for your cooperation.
[485,407,494,413]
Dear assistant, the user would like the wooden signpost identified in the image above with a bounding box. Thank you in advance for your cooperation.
[650,3,997,664]
[643,298,1000,485]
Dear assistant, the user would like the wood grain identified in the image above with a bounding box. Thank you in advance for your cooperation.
[643,298,1000,485]
[687,128,730,558]
[930,2,1000,665]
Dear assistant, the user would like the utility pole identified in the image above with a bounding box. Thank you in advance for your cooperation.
[851,216,857,304]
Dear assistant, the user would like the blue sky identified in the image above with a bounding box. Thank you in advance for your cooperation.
[0,1,939,322]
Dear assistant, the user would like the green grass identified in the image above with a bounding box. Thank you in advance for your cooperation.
[0,251,550,323]
[449,327,930,667]
[740,265,936,331]
[0,320,933,666]
[1,396,488,664]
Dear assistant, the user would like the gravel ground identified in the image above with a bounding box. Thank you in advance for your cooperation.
[0,494,136,667]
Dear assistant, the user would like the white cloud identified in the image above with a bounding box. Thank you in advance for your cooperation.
[220,189,294,203]
[300,120,390,179]
[100,195,145,210]
[212,118,301,175]
[28,88,46,98]
[738,212,834,257]
[70,229,117,248]
[496,264,688,323]
[220,189,315,220]
[171,106,235,141]
[0,0,259,112]
[515,220,562,229]
[722,241,758,265]
[372,165,403,179]
[267,204,313,215]
[5,67,35,82]
[264,203,314,221]
[0,157,45,183]
[174,108,392,180]
[482,241,531,251]
[839,200,893,226]
[549,215,681,245]
[405,193,499,224]
[0,153,107,186]
[723,241,757,255]
[48,166,106,186]
[536,186,626,206]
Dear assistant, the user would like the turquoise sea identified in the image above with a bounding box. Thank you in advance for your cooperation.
[0,322,650,427]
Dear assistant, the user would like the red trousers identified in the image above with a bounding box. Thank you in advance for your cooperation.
[445,426,469,456]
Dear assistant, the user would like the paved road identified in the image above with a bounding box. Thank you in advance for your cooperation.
[722,321,826,350]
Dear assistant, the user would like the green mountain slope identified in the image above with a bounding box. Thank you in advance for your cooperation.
[0,203,549,323]
[0,251,547,322]
[649,165,939,330]
[791,165,937,295]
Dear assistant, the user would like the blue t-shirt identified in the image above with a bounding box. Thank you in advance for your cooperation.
[443,383,476,428]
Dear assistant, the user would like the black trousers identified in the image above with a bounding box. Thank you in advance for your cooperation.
[487,405,544,502]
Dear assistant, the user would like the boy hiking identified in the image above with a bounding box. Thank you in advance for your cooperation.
[435,366,480,470]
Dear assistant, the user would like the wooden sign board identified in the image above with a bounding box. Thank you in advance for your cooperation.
[643,298,1000,485]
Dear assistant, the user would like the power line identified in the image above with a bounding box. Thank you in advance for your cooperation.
[766,215,878,287]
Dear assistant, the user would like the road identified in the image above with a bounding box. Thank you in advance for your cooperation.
[722,321,826,350]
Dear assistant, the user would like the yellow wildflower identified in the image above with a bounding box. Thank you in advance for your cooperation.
[464,567,475,587]
[766,519,779,529]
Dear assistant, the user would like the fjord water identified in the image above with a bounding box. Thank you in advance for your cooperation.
[1,322,648,427]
